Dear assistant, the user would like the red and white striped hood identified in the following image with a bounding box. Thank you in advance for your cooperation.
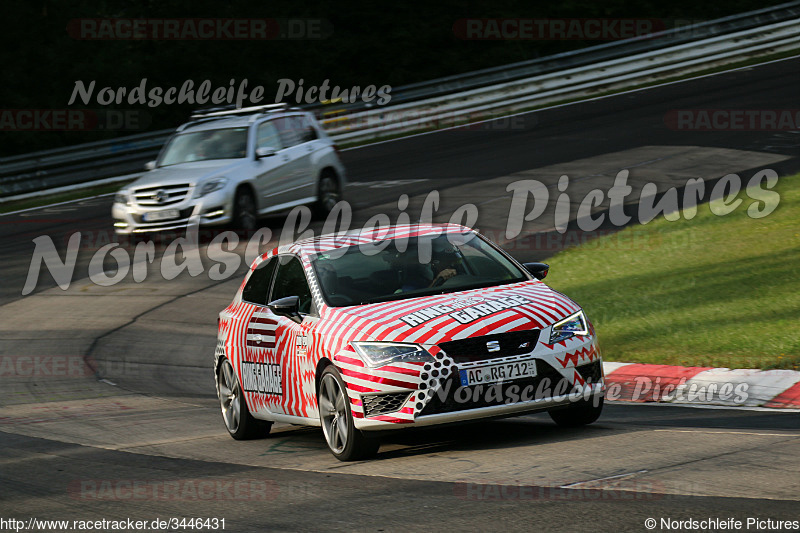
[319,279,581,348]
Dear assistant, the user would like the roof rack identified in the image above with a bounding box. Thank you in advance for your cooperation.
[189,104,289,120]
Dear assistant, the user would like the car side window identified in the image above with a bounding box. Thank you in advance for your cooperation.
[256,120,283,151]
[299,115,318,143]
[270,256,313,314]
[241,258,277,305]
[275,116,305,148]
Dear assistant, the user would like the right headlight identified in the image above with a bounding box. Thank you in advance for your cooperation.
[351,342,434,368]
[549,310,589,344]
[114,190,131,206]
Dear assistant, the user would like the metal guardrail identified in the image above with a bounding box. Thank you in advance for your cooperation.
[2,1,799,201]
[326,18,800,144]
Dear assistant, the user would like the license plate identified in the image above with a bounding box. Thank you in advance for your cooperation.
[459,360,537,386]
[142,209,180,222]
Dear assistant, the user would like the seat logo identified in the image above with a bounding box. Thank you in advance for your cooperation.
[486,340,501,352]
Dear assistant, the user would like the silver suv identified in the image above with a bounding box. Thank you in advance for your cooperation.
[112,105,346,234]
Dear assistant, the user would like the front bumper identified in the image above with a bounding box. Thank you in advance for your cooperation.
[339,334,604,431]
[112,188,233,234]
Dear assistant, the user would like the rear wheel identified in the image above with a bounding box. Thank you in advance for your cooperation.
[232,188,257,232]
[315,170,341,218]
[217,358,272,440]
[549,396,604,427]
[318,366,379,461]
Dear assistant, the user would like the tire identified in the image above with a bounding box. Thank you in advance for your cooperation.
[217,358,272,440]
[232,188,258,232]
[548,396,604,427]
[318,366,379,461]
[314,170,341,218]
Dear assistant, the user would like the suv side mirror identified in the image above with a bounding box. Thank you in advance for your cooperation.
[256,147,277,159]
[523,262,549,280]
[144,160,156,170]
[268,295,302,322]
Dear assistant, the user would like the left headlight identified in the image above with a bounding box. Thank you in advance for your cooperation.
[114,190,131,205]
[549,310,589,344]
[195,177,228,198]
[351,342,434,368]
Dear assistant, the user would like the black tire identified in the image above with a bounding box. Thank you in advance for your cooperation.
[314,170,341,218]
[232,188,258,232]
[318,366,379,461]
[549,396,604,427]
[217,358,272,440]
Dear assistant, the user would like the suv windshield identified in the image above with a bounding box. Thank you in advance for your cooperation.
[311,233,528,307]
[158,127,248,166]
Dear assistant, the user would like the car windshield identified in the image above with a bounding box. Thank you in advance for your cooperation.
[310,233,528,307]
[158,127,248,166]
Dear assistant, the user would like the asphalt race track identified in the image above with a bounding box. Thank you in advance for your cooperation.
[1,58,799,532]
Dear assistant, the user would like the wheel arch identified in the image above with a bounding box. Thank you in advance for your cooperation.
[233,181,259,211]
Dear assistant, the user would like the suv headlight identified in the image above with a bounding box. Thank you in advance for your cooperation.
[114,190,131,206]
[549,310,589,344]
[195,177,228,198]
[351,342,434,368]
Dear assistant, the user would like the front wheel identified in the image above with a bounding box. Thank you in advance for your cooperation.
[217,358,272,440]
[232,188,258,232]
[318,366,379,461]
[548,396,604,427]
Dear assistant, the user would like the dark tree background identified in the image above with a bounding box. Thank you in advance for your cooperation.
[0,0,785,156]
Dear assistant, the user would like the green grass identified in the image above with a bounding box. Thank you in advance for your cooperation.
[544,174,800,370]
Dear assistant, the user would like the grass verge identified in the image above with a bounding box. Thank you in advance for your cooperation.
[544,174,799,370]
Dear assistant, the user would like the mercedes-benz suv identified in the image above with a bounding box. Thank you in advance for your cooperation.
[112,104,347,234]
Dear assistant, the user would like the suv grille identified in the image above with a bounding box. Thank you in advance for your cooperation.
[134,183,192,207]
[419,360,564,416]
[362,392,411,417]
[437,330,540,364]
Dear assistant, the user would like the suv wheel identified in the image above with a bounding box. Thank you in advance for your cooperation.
[315,170,341,218]
[232,188,257,232]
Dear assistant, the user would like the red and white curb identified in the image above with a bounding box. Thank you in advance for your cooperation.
[602,362,800,409]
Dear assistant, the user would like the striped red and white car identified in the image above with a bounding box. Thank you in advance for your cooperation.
[214,224,604,460]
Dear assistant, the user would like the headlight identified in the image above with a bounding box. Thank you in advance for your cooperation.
[195,177,228,198]
[549,310,589,344]
[351,342,434,368]
[114,190,130,205]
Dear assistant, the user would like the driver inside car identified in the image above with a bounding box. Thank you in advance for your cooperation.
[395,241,463,292]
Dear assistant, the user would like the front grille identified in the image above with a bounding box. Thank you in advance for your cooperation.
[576,360,602,384]
[437,330,540,364]
[419,360,565,416]
[362,392,411,417]
[134,183,193,207]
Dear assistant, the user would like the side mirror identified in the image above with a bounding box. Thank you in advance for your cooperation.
[523,262,549,280]
[255,147,277,159]
[268,295,302,322]
[144,160,156,170]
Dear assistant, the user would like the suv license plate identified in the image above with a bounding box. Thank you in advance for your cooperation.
[143,209,180,222]
[459,360,536,386]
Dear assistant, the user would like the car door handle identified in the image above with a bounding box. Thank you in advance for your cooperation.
[282,155,290,162]
[306,146,313,152]
[253,334,263,344]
